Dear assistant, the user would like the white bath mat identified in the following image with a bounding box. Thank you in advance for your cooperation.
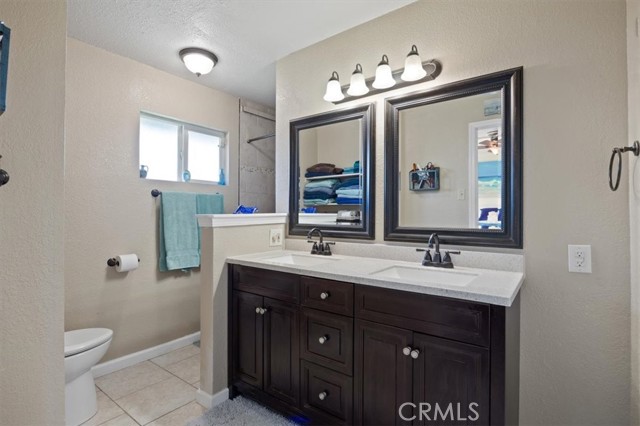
[187,396,299,426]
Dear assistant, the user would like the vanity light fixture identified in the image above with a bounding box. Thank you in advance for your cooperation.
[322,45,441,104]
[323,71,345,102]
[400,45,427,81]
[179,48,217,77]
[372,54,396,89]
[347,64,369,96]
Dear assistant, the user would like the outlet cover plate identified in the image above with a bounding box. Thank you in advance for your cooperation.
[568,245,592,273]
[269,228,283,247]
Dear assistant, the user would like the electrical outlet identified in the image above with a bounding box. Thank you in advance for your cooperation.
[568,245,592,273]
[457,189,465,200]
[269,228,283,247]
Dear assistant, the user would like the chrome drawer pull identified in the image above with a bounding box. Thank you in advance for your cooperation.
[410,349,420,359]
[320,292,330,300]
[318,391,328,401]
[318,335,329,344]
[402,346,412,356]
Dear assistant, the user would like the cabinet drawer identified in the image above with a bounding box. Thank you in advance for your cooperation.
[301,360,353,425]
[301,276,354,316]
[355,285,490,347]
[232,265,299,303]
[301,308,353,375]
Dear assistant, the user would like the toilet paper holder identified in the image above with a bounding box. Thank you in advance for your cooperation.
[107,257,140,267]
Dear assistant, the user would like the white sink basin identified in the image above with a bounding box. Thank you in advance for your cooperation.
[262,253,339,267]
[369,265,479,287]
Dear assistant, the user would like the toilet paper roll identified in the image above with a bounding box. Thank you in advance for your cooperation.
[115,254,139,272]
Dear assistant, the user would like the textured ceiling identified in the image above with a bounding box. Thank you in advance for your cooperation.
[67,0,416,106]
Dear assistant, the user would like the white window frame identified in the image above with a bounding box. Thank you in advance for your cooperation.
[140,111,227,185]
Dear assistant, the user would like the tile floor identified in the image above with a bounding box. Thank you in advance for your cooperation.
[84,342,206,426]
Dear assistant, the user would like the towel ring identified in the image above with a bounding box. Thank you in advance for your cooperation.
[609,141,640,191]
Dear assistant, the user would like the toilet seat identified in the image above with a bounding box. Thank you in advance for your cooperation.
[65,328,113,357]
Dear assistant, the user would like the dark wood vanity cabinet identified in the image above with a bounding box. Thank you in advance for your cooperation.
[229,265,519,426]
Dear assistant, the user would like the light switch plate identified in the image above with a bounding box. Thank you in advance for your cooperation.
[568,245,592,273]
[269,228,283,247]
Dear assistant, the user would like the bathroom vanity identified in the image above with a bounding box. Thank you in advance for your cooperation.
[226,251,522,425]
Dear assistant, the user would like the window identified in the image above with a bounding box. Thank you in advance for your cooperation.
[139,112,227,184]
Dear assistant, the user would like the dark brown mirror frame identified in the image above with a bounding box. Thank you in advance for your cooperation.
[384,67,523,248]
[289,103,375,239]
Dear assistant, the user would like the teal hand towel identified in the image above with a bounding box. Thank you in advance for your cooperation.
[196,193,224,214]
[159,192,200,271]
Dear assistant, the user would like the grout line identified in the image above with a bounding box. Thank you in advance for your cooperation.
[93,389,141,426]
[142,400,201,426]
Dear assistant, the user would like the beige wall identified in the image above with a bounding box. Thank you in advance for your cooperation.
[276,1,630,424]
[0,1,67,425]
[64,38,240,360]
[629,0,640,422]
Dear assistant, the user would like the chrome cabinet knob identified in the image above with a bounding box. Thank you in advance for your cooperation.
[410,349,420,359]
[320,292,330,300]
[255,307,267,315]
[255,307,261,314]
[402,346,412,356]
[318,335,329,344]
[318,391,328,401]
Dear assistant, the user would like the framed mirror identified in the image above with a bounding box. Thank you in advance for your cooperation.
[0,22,11,114]
[384,68,522,248]
[289,103,375,239]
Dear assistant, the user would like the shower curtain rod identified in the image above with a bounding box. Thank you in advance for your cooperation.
[247,133,275,144]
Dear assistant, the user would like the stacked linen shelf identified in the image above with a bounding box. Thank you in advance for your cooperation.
[303,178,338,206]
[335,177,362,205]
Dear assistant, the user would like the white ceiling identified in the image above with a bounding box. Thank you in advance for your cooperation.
[67,0,416,106]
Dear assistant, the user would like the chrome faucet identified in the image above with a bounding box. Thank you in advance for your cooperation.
[416,233,460,268]
[307,228,335,256]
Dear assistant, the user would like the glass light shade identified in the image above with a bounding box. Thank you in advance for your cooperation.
[179,48,217,77]
[323,71,345,102]
[347,64,369,96]
[401,45,427,81]
[372,55,395,89]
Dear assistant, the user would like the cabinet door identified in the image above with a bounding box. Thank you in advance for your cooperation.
[232,291,263,388]
[354,320,413,426]
[263,297,300,406]
[412,333,490,426]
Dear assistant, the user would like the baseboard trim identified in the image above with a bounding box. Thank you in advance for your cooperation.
[92,331,201,378]
[196,387,229,409]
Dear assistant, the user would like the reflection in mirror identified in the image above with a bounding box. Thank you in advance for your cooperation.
[289,104,374,239]
[398,92,503,229]
[385,68,522,248]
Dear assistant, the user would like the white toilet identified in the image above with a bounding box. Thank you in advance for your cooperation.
[64,328,113,426]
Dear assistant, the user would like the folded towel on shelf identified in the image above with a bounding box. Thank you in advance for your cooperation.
[303,198,336,206]
[303,186,335,196]
[335,188,362,197]
[336,178,360,189]
[336,197,362,205]
[304,179,339,189]
[306,163,335,172]
[303,191,334,200]
[305,171,334,178]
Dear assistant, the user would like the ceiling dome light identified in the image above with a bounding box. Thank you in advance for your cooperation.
[179,48,218,77]
[347,64,369,97]
[372,54,395,89]
[401,45,427,82]
[323,71,345,102]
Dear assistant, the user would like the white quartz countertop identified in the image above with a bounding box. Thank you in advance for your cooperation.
[226,250,524,307]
